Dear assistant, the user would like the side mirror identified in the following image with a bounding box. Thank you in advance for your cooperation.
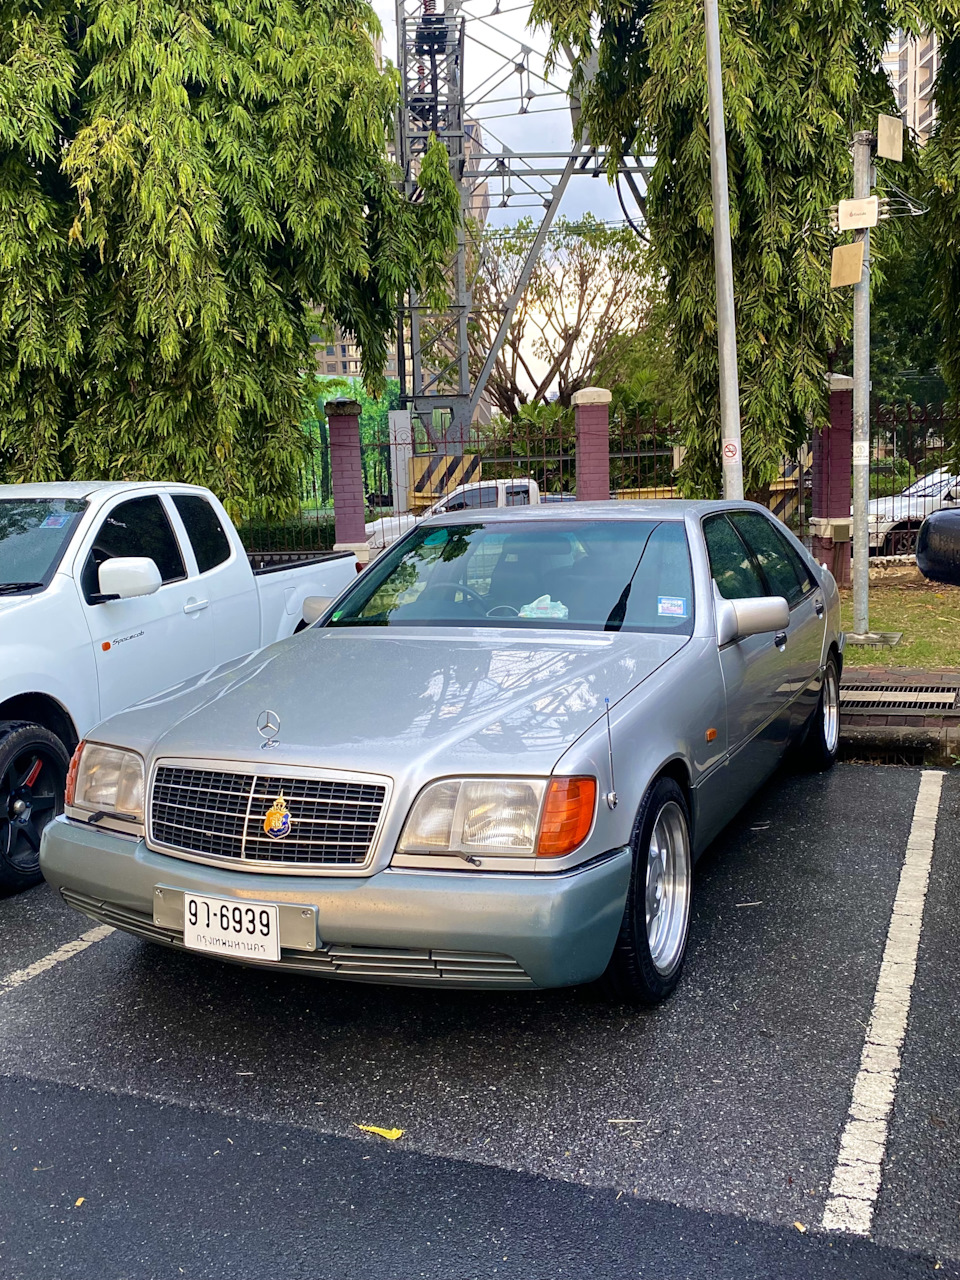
[98,557,162,601]
[302,595,333,625]
[714,583,790,645]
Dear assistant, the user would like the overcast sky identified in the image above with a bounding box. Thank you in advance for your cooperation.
[373,0,625,227]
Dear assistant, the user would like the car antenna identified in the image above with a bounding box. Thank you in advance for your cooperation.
[604,698,618,810]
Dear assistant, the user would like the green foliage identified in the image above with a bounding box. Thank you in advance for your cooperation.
[532,0,947,498]
[309,374,400,502]
[0,0,457,516]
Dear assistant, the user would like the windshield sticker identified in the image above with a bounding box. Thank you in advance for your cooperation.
[41,515,69,529]
[657,596,688,618]
[423,529,448,546]
[518,595,569,620]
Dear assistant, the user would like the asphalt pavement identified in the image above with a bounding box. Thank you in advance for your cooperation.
[0,763,956,1280]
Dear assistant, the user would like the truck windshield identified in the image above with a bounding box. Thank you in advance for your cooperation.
[0,498,86,591]
[326,519,695,634]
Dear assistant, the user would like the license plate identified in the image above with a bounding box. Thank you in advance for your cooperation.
[183,893,280,962]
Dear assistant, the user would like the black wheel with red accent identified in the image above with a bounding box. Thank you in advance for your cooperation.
[0,721,70,893]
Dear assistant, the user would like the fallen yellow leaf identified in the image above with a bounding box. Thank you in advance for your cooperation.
[75,1198,85,1207]
[794,1221,806,1234]
[355,1124,403,1141]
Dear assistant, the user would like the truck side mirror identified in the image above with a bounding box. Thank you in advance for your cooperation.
[97,557,162,601]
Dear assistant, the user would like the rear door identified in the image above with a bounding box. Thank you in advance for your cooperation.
[703,513,793,801]
[169,492,260,663]
[77,494,216,720]
[728,510,825,731]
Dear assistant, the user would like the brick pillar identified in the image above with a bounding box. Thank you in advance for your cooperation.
[573,387,612,501]
[326,397,369,562]
[811,374,853,586]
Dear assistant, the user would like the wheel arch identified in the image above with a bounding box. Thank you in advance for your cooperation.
[0,694,79,755]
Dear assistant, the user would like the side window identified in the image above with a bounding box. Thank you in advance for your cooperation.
[445,486,498,512]
[729,511,811,605]
[703,515,766,600]
[81,496,186,603]
[173,495,232,574]
[505,485,530,506]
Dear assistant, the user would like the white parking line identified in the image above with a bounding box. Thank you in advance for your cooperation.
[822,768,945,1236]
[0,925,115,997]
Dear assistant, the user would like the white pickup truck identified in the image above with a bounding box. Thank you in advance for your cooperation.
[0,481,357,890]
[366,477,552,551]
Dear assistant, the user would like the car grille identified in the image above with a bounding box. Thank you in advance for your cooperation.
[150,766,387,869]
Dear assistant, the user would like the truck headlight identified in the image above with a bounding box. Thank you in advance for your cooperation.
[69,743,145,821]
[396,776,596,860]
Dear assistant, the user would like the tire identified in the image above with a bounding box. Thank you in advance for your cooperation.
[0,721,70,893]
[600,776,693,1005]
[796,656,841,772]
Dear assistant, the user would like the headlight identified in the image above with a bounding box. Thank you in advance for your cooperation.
[69,743,145,821]
[397,776,596,860]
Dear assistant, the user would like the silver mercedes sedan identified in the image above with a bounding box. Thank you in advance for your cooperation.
[41,501,843,1005]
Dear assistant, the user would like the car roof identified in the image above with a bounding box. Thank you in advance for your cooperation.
[428,499,773,525]
[0,481,211,501]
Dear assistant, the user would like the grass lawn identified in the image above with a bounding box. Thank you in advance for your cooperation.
[840,579,960,669]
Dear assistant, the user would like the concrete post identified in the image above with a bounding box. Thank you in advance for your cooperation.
[573,387,612,502]
[326,397,370,563]
[811,374,853,587]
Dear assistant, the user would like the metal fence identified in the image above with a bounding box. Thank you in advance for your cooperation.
[237,402,957,557]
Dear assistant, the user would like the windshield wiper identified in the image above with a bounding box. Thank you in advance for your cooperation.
[604,524,660,632]
[0,581,43,595]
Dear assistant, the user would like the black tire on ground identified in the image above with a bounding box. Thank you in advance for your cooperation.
[600,775,693,1006]
[795,655,841,773]
[0,721,70,893]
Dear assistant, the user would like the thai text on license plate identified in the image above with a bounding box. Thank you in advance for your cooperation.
[183,893,280,962]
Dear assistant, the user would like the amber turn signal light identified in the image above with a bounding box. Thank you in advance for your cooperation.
[536,776,597,857]
[64,741,85,807]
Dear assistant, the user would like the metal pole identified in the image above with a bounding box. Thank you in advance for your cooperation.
[703,0,744,501]
[852,130,872,637]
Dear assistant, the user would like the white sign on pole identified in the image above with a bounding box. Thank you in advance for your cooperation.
[838,196,879,232]
[876,114,904,162]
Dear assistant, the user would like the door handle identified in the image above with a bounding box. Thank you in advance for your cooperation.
[183,599,209,615]
[815,599,824,618]
[774,632,788,651]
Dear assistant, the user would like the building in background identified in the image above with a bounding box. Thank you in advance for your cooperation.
[884,30,940,143]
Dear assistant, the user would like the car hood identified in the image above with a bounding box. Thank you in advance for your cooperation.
[94,627,688,777]
[365,514,418,544]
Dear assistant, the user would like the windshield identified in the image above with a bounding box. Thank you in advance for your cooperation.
[327,519,695,634]
[0,498,86,591]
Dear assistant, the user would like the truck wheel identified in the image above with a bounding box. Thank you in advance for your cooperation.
[600,776,693,1005]
[0,722,70,893]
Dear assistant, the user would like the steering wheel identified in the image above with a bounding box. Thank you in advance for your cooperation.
[485,604,520,618]
[415,582,486,612]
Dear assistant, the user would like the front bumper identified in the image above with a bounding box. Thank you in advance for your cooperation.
[40,816,632,990]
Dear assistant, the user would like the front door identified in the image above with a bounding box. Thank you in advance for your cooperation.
[703,514,795,809]
[77,494,215,721]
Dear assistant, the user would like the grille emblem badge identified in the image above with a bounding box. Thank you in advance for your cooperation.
[257,709,280,749]
[263,793,291,839]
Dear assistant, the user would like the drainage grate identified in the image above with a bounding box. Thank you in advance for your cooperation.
[840,684,960,712]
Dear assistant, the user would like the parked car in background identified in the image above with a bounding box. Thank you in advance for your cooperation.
[0,482,358,891]
[866,466,960,555]
[43,500,843,1006]
[916,508,960,585]
[366,478,543,551]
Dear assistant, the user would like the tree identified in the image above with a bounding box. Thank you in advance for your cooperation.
[468,215,655,417]
[532,0,941,498]
[0,0,457,515]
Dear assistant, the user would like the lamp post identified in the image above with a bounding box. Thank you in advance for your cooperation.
[703,0,744,501]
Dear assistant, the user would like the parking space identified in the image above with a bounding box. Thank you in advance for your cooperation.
[0,764,956,1278]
